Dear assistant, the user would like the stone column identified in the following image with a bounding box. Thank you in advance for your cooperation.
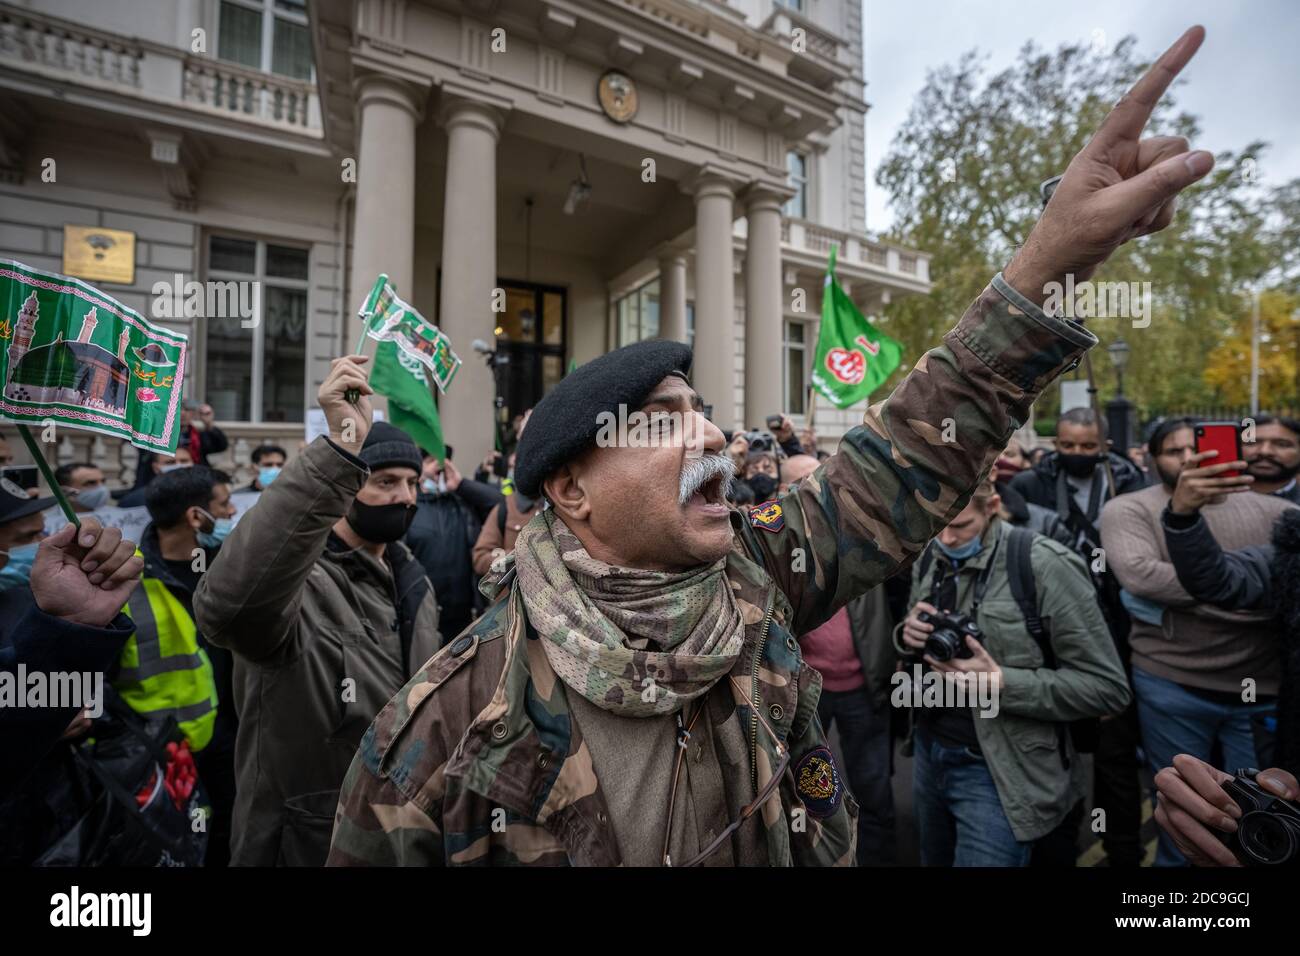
[658,251,688,343]
[690,171,737,430]
[349,74,422,353]
[743,184,790,428]
[437,96,505,468]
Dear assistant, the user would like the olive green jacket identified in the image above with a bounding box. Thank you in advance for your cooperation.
[894,518,1131,841]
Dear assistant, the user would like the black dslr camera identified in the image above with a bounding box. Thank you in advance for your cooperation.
[1219,769,1300,866]
[916,610,984,662]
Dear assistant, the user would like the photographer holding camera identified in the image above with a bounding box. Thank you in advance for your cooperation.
[896,478,1130,866]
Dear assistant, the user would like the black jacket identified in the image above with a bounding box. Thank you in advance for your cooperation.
[1008,450,1147,517]
[0,587,134,798]
[1009,451,1146,650]
[996,480,1074,547]
[1163,506,1300,776]
[404,479,503,643]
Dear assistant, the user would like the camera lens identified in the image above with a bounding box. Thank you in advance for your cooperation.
[925,629,962,662]
[1237,811,1300,865]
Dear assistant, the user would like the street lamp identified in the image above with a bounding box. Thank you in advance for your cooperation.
[1107,338,1131,395]
[1106,337,1134,456]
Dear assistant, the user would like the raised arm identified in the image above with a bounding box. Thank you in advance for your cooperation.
[1163,512,1274,612]
[194,356,376,661]
[741,26,1214,634]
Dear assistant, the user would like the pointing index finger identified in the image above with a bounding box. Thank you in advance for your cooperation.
[1093,25,1205,149]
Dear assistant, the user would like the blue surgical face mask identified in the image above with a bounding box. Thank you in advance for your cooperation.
[0,542,38,592]
[935,534,983,562]
[196,509,233,549]
[258,466,281,488]
[72,484,111,511]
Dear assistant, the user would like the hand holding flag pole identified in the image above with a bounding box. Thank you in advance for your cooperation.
[345,275,389,406]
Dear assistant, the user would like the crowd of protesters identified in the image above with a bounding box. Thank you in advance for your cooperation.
[2,25,1297,866]
[4,390,1297,867]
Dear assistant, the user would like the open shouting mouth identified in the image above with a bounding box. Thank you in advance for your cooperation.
[679,454,734,518]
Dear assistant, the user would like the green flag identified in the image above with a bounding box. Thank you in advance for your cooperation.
[358,275,461,391]
[810,244,903,407]
[0,259,188,453]
[370,339,446,462]
[357,274,461,462]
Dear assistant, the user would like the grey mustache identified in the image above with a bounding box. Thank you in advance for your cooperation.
[678,454,736,505]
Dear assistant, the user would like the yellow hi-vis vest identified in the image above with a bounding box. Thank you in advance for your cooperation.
[116,567,218,752]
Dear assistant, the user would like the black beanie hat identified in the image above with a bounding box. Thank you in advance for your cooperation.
[359,420,422,474]
[514,339,693,498]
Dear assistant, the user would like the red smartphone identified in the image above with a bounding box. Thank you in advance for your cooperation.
[1194,422,1243,478]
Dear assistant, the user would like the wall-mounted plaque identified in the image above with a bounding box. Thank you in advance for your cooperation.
[62,224,136,285]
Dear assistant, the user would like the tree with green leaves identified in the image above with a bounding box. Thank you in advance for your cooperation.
[874,34,1299,422]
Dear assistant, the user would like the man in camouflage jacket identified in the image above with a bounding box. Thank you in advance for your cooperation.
[327,26,1214,866]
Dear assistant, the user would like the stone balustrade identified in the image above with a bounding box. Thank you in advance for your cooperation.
[0,4,320,136]
[782,217,930,283]
[183,56,320,133]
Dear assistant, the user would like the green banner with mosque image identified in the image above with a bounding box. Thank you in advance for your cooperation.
[0,259,189,454]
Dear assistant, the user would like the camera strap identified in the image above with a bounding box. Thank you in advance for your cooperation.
[925,536,1000,616]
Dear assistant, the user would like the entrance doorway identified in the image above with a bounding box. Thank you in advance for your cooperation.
[494,280,566,448]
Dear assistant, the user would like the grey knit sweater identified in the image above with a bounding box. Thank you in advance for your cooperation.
[1100,484,1293,695]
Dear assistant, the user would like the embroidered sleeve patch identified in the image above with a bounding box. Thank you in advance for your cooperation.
[794,745,843,818]
[749,500,784,532]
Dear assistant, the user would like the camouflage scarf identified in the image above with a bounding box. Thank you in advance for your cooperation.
[514,510,745,717]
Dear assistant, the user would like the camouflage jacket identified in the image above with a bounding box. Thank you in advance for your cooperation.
[327,275,1096,866]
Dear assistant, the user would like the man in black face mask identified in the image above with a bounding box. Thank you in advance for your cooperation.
[194,355,441,866]
[1008,405,1147,867]
[1009,408,1148,547]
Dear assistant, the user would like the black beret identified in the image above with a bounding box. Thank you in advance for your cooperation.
[515,339,693,498]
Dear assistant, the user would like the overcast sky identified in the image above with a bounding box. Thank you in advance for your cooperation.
[862,0,1300,233]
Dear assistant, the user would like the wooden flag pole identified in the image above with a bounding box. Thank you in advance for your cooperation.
[15,424,80,529]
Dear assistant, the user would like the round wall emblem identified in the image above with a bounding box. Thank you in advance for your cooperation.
[597,70,638,124]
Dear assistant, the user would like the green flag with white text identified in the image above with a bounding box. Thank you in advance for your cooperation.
[810,245,902,407]
[358,274,461,462]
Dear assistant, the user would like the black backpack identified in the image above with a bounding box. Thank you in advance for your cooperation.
[917,526,1100,767]
[1004,526,1100,765]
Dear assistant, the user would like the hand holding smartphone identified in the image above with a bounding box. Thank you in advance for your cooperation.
[1194,422,1243,478]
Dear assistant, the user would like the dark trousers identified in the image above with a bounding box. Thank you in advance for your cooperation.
[1032,799,1084,866]
[194,741,236,868]
[816,687,895,865]
[1092,700,1144,866]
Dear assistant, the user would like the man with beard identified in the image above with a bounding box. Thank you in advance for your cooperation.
[194,359,441,866]
[1100,417,1293,865]
[1244,415,1300,504]
[328,26,1217,866]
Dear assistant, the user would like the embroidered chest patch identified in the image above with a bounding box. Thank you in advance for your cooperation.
[794,745,843,818]
[749,500,784,532]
